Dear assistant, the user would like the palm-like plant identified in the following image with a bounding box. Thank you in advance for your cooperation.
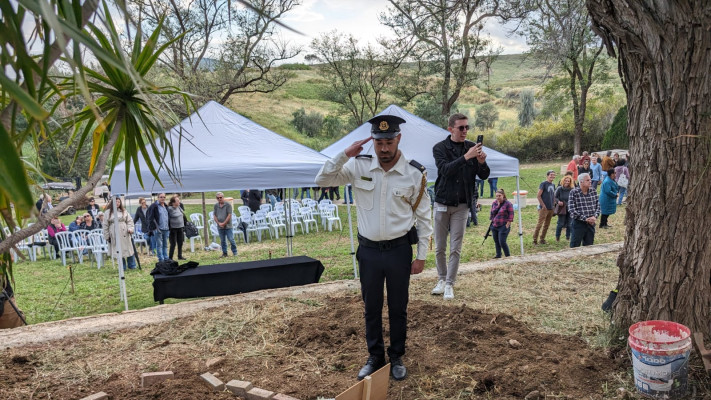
[0,0,194,287]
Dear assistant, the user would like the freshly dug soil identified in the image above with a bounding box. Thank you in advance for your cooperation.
[0,296,624,399]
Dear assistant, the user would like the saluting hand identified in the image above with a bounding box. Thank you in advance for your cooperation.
[345,137,372,158]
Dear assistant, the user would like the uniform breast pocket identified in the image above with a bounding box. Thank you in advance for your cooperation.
[390,186,414,215]
[353,179,375,210]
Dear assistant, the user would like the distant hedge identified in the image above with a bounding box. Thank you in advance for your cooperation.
[601,105,628,149]
[279,63,311,70]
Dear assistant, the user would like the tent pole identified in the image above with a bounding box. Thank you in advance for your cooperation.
[345,184,358,279]
[516,175,524,256]
[201,193,209,249]
[112,195,129,310]
[285,189,292,257]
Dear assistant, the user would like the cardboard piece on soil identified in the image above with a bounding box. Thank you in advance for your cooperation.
[336,363,389,400]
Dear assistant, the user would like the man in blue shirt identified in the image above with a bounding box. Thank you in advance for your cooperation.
[147,193,170,261]
[590,155,603,191]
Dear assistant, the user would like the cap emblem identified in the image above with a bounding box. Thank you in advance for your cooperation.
[379,121,389,131]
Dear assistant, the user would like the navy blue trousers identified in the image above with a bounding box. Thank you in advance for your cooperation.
[357,241,412,359]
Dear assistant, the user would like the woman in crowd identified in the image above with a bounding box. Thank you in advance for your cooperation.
[133,197,154,254]
[614,161,630,205]
[489,189,514,259]
[599,169,619,229]
[68,215,84,232]
[46,217,67,258]
[80,213,101,230]
[577,159,592,178]
[168,195,186,260]
[554,176,574,242]
[87,197,101,217]
[102,197,137,270]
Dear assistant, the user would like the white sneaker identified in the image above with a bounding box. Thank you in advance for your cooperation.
[431,280,446,295]
[443,284,454,300]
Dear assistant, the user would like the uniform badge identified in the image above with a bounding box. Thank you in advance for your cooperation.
[360,176,372,181]
[379,121,389,131]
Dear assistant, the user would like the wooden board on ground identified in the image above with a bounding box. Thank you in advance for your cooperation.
[335,363,390,400]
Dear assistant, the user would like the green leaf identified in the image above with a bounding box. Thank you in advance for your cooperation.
[0,73,50,120]
[0,124,33,211]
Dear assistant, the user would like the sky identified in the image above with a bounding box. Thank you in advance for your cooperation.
[278,0,530,61]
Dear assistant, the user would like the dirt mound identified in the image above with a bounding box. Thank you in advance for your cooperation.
[0,296,623,399]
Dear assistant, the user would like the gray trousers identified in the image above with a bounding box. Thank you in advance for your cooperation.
[434,202,469,286]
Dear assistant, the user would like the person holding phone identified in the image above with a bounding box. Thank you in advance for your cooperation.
[432,113,489,300]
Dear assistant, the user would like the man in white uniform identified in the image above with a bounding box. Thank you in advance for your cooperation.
[315,114,433,381]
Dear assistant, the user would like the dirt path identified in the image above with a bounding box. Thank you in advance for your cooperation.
[0,243,621,350]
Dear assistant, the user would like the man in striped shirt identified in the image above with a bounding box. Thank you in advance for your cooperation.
[568,173,600,247]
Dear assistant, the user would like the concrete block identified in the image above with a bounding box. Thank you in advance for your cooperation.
[79,392,108,400]
[141,371,174,387]
[273,394,301,400]
[200,372,225,391]
[246,387,275,400]
[226,380,253,397]
[205,356,225,368]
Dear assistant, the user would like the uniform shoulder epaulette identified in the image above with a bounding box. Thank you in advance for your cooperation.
[356,154,373,159]
[409,159,426,174]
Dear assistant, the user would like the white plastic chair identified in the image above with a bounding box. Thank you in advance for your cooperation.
[253,214,273,240]
[323,204,342,231]
[31,229,53,260]
[55,231,84,266]
[190,213,205,231]
[87,232,111,269]
[259,203,272,213]
[237,206,251,218]
[299,207,319,233]
[319,199,332,205]
[285,208,304,235]
[16,234,35,262]
[133,230,148,254]
[267,211,287,239]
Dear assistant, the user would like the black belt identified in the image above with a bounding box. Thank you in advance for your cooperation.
[357,233,410,251]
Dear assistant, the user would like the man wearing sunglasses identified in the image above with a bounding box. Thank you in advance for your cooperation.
[432,113,490,300]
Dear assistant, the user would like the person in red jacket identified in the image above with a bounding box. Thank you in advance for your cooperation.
[47,217,67,258]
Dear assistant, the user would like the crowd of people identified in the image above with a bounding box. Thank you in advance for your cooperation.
[534,150,630,248]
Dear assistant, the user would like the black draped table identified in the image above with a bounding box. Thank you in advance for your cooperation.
[152,256,325,303]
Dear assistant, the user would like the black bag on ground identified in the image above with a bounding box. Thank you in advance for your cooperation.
[184,221,199,238]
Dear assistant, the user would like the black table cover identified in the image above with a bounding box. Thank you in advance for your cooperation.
[152,256,324,303]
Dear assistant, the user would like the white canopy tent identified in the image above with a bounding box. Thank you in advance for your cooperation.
[321,105,525,275]
[109,101,331,304]
[113,101,330,196]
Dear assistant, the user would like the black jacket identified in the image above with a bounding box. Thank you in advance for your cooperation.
[433,137,490,207]
[146,201,167,232]
[134,207,149,230]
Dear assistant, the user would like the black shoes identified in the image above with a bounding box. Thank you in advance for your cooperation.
[177,256,186,260]
[390,357,407,381]
[357,356,385,381]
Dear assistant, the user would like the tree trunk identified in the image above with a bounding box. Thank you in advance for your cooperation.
[588,0,711,336]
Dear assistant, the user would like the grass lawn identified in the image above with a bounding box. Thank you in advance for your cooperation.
[12,161,624,324]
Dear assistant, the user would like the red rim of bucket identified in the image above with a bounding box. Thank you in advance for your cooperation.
[629,320,691,344]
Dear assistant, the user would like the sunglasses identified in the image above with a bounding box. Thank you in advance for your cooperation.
[456,125,470,132]
[216,196,223,199]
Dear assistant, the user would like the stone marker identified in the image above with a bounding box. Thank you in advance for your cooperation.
[79,392,108,400]
[246,387,275,400]
[226,380,253,397]
[200,372,225,391]
[141,371,174,387]
[205,356,225,368]
[273,394,301,400]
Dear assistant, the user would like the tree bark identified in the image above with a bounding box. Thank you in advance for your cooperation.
[588,0,711,335]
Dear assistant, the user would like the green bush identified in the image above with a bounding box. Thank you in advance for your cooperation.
[291,108,324,138]
[413,96,448,128]
[493,118,575,161]
[279,63,311,70]
[518,90,536,127]
[601,105,628,149]
[321,115,344,138]
[475,102,499,130]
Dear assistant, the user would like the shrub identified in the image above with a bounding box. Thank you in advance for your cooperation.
[601,105,628,149]
[279,63,311,70]
[474,103,499,130]
[321,115,344,138]
[291,108,324,138]
[518,90,536,127]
